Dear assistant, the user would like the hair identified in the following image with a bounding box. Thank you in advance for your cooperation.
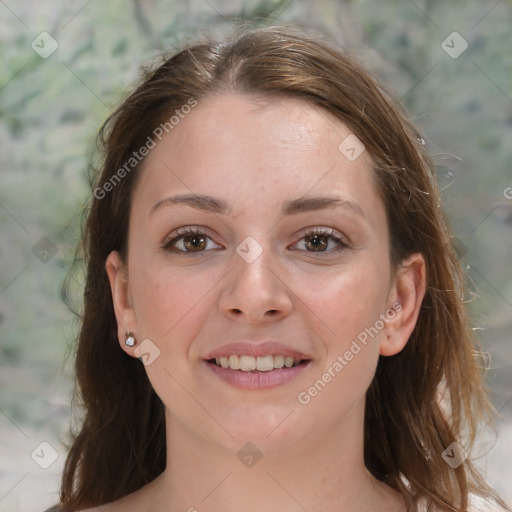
[59,25,509,511]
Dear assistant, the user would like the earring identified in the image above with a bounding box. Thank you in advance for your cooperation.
[125,332,135,347]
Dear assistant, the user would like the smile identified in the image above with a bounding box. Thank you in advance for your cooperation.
[211,354,304,371]
[205,356,311,390]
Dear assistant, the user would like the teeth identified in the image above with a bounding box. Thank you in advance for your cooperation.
[239,355,256,371]
[273,355,284,368]
[213,354,303,371]
[256,355,274,372]
[228,355,240,370]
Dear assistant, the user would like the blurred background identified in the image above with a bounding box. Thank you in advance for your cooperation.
[1,0,511,510]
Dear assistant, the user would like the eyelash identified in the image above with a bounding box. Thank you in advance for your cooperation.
[161,226,350,257]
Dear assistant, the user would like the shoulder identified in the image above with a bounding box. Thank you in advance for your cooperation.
[42,505,104,512]
[41,498,137,512]
[47,478,162,512]
[468,494,508,511]
[415,494,507,511]
[43,505,116,512]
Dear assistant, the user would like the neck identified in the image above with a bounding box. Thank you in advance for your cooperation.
[147,399,405,512]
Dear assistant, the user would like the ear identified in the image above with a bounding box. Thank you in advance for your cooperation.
[105,251,139,356]
[380,252,426,357]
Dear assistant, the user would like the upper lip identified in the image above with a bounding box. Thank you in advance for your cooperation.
[205,341,310,360]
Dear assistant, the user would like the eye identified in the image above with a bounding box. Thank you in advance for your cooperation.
[162,226,349,256]
[291,228,349,255]
[162,227,222,254]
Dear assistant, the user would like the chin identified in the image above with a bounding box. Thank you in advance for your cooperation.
[207,404,308,453]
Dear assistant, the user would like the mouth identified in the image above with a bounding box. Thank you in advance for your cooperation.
[208,354,308,372]
[204,342,312,390]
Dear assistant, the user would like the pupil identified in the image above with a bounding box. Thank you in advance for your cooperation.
[185,235,205,251]
[307,234,327,251]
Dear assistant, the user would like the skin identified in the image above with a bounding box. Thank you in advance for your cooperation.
[101,93,426,512]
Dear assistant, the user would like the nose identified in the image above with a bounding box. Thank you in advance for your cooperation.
[218,241,293,324]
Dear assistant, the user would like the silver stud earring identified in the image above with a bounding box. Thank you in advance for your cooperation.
[125,332,135,347]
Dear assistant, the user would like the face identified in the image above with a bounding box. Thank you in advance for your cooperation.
[107,93,425,454]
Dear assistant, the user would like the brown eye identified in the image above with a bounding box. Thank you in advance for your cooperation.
[291,228,349,256]
[304,233,330,252]
[182,233,207,252]
[162,227,221,254]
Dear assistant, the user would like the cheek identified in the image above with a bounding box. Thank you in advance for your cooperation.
[290,259,390,344]
[293,266,386,411]
[291,259,388,402]
[128,262,219,399]
[130,258,219,342]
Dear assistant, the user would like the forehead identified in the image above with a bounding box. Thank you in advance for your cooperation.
[133,93,379,215]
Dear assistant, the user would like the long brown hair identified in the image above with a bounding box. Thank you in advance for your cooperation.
[60,25,509,511]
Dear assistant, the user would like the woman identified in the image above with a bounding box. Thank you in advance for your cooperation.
[52,26,509,511]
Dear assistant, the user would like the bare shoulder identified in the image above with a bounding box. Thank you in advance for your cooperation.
[468,494,510,511]
[43,490,146,512]
[415,495,509,512]
[66,477,161,512]
[70,496,143,512]
[60,500,137,512]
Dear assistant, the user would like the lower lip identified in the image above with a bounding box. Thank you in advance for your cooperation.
[205,360,311,390]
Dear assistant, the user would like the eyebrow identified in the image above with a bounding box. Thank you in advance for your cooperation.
[150,194,365,218]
